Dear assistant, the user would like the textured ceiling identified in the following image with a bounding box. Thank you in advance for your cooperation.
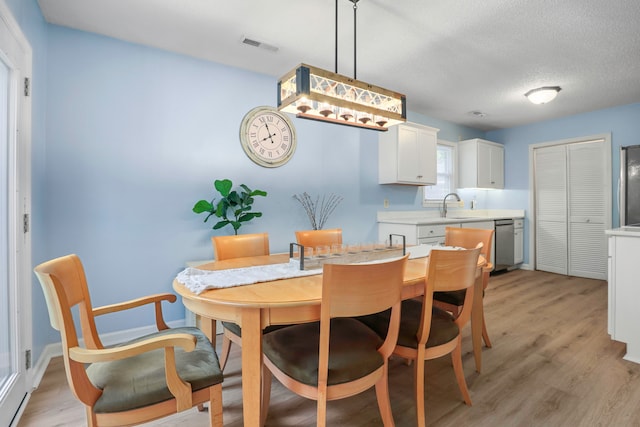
[37,0,640,131]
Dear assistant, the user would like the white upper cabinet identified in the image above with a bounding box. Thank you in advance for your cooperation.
[458,138,504,189]
[379,123,438,185]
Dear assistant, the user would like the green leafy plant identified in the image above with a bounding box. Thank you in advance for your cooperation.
[193,179,267,235]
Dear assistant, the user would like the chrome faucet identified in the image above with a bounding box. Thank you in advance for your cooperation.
[441,192,461,218]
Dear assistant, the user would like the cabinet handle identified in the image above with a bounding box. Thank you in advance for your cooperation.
[417,175,423,179]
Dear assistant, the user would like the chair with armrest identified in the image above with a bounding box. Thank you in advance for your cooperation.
[358,245,482,427]
[295,228,342,250]
[211,232,286,371]
[434,227,495,353]
[261,255,409,426]
[34,254,223,427]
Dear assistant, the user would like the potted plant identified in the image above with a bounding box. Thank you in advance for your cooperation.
[193,179,267,235]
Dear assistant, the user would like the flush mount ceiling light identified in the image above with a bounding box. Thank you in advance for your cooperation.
[525,86,562,104]
[277,0,406,131]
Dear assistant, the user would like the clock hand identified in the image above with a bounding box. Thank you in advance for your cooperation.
[265,123,276,144]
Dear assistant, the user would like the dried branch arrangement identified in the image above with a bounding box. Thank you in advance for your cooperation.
[293,192,343,230]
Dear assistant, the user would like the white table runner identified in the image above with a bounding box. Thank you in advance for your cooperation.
[406,244,462,259]
[176,260,322,295]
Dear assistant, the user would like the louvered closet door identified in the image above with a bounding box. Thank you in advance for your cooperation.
[535,145,568,274]
[567,140,607,279]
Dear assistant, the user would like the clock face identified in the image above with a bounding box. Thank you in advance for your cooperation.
[239,107,297,168]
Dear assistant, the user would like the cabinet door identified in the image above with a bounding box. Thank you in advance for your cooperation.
[477,142,504,188]
[458,139,504,189]
[397,126,436,184]
[477,142,493,188]
[490,144,504,188]
[514,227,524,264]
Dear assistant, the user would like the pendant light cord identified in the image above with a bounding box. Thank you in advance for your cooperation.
[353,0,357,79]
[335,0,338,73]
[335,0,360,78]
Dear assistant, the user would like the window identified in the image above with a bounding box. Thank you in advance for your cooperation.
[423,141,456,206]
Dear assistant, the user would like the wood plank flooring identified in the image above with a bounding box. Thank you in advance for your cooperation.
[18,269,640,426]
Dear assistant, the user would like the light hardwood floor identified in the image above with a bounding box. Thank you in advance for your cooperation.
[18,269,640,426]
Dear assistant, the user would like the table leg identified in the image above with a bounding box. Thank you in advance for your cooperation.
[241,307,263,427]
[471,273,483,373]
[196,315,217,348]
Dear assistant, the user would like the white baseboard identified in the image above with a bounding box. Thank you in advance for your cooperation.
[29,342,61,389]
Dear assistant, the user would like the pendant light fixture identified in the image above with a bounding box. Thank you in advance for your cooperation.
[277,0,406,131]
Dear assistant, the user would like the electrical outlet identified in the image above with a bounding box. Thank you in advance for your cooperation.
[383,199,390,208]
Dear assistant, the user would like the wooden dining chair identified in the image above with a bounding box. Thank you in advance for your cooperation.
[434,227,495,351]
[34,254,223,427]
[295,228,342,249]
[211,232,284,371]
[261,255,409,427]
[211,232,270,261]
[358,246,482,427]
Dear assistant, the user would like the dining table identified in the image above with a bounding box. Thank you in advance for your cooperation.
[173,251,487,427]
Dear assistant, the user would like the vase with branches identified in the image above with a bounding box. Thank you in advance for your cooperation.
[293,192,343,230]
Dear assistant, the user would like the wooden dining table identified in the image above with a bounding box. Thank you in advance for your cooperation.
[173,252,487,427]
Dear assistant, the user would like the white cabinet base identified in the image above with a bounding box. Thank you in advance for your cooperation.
[624,342,640,364]
[607,231,640,364]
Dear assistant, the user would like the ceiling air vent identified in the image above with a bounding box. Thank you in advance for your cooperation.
[241,36,279,53]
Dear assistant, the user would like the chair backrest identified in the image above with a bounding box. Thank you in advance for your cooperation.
[212,232,270,261]
[295,228,342,249]
[34,254,104,406]
[318,255,408,387]
[445,227,494,261]
[418,246,482,342]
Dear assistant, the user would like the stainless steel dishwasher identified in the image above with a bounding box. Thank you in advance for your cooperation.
[494,219,515,272]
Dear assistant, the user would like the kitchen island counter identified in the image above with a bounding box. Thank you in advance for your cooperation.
[606,227,640,364]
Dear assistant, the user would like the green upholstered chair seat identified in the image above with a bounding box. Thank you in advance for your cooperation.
[433,288,485,307]
[86,327,223,414]
[222,321,290,337]
[262,317,384,387]
[433,289,467,306]
[358,299,459,349]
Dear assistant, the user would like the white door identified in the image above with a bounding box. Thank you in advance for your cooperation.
[535,144,568,274]
[0,3,32,425]
[533,137,611,279]
[567,141,608,279]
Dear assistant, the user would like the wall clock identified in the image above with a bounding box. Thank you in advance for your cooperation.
[239,106,297,168]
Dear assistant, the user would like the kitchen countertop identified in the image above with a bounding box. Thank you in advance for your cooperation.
[605,226,640,237]
[377,209,525,225]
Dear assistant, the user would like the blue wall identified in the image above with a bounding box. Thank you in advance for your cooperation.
[17,2,483,362]
[488,103,640,226]
[486,102,640,263]
[14,0,640,364]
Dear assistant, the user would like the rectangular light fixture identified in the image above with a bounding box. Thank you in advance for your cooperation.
[277,64,406,132]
